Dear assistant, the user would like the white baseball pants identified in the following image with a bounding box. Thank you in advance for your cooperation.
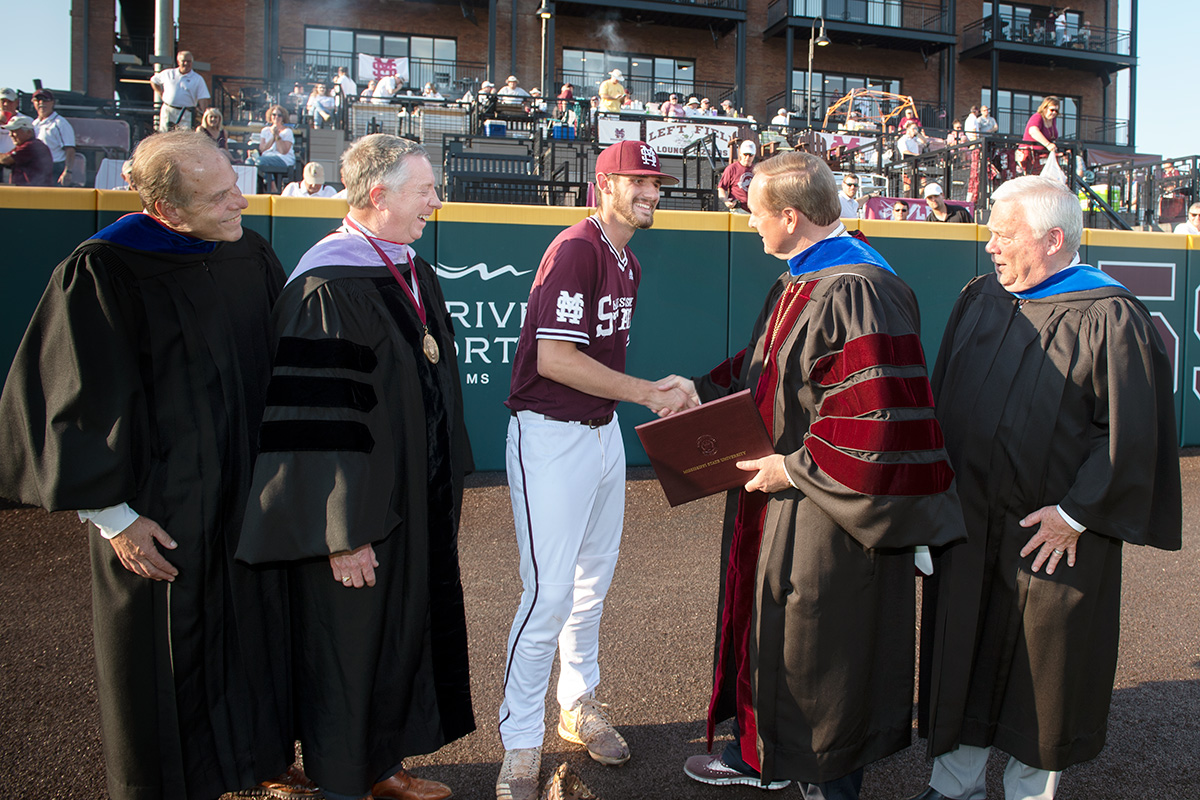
[498,410,626,750]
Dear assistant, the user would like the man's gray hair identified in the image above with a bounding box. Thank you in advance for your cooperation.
[129,130,219,213]
[991,175,1083,254]
[340,134,429,209]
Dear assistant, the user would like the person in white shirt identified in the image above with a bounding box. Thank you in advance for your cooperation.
[254,104,296,193]
[150,50,212,132]
[771,108,791,126]
[334,67,357,102]
[31,89,76,185]
[974,104,999,136]
[838,174,861,218]
[1174,203,1200,235]
[281,161,338,198]
[373,74,401,102]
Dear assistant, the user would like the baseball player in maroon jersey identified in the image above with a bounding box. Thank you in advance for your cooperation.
[496,140,695,800]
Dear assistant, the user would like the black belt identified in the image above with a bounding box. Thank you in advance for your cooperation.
[511,409,614,429]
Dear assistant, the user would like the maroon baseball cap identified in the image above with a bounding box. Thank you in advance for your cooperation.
[595,140,678,184]
[32,89,55,101]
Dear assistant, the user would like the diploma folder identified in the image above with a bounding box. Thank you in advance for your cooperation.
[635,389,775,507]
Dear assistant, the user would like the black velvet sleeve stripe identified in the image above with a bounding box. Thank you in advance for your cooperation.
[274,336,378,372]
[266,376,378,412]
[259,420,375,453]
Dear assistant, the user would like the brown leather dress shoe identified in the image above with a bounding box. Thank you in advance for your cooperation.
[371,768,453,800]
[259,763,322,798]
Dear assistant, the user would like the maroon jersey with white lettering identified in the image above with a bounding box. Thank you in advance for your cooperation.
[506,216,641,420]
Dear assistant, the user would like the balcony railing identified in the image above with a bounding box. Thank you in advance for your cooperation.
[962,16,1131,57]
[767,0,951,34]
[991,110,1129,148]
[281,48,488,100]
[559,72,735,110]
[766,88,945,132]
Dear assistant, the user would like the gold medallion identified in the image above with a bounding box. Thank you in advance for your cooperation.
[422,331,440,364]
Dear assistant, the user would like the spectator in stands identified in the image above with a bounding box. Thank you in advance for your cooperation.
[253,104,295,193]
[0,115,53,186]
[556,83,575,118]
[150,50,211,133]
[196,107,230,156]
[698,98,716,116]
[1018,96,1060,174]
[473,80,498,119]
[963,105,980,137]
[307,83,336,128]
[281,161,337,198]
[895,121,928,159]
[120,159,134,189]
[334,67,357,103]
[422,82,445,103]
[892,199,909,220]
[718,139,757,213]
[720,99,738,117]
[499,75,532,108]
[898,107,923,132]
[924,182,972,222]
[771,108,791,126]
[528,88,548,116]
[1175,203,1200,235]
[1079,21,1092,48]
[30,90,77,186]
[362,79,378,103]
[373,73,403,102]
[1031,21,1046,43]
[945,119,968,147]
[839,173,861,218]
[599,69,627,113]
[661,93,687,119]
[975,104,998,136]
[684,97,702,116]
[1054,7,1069,45]
[0,87,24,164]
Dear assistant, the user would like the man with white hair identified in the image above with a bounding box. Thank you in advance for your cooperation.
[0,130,300,799]
[908,175,1182,800]
[1173,202,1200,234]
[239,134,473,800]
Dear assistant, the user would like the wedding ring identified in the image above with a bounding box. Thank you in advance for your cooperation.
[1053,549,1065,556]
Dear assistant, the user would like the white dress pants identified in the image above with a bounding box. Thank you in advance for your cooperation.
[498,411,626,749]
[931,745,1061,800]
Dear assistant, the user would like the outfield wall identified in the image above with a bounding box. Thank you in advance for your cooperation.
[3,187,1197,468]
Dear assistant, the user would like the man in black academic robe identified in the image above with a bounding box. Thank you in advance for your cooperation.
[668,153,965,800]
[0,132,295,800]
[238,135,473,800]
[909,176,1182,800]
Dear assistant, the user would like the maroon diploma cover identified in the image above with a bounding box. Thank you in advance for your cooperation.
[635,389,775,507]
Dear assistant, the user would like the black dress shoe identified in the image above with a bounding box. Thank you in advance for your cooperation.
[902,788,964,800]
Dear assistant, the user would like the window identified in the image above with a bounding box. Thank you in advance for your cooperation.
[982,88,1079,139]
[982,2,1083,44]
[791,70,902,122]
[302,26,458,92]
[791,0,901,26]
[561,49,695,104]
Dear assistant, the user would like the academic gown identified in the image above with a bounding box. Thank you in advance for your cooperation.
[0,224,292,800]
[920,271,1182,771]
[694,240,965,785]
[237,242,475,797]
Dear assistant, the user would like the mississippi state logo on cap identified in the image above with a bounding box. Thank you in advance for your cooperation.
[595,140,678,184]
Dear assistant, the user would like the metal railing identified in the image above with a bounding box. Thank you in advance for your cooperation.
[962,16,1131,56]
[280,49,489,101]
[988,110,1129,148]
[765,89,945,132]
[767,0,951,33]
[559,73,735,110]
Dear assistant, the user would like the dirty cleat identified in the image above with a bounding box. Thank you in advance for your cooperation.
[558,697,630,766]
[683,754,791,790]
[497,746,542,800]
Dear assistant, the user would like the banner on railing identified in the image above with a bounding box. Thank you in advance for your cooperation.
[645,121,740,157]
[359,54,409,85]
